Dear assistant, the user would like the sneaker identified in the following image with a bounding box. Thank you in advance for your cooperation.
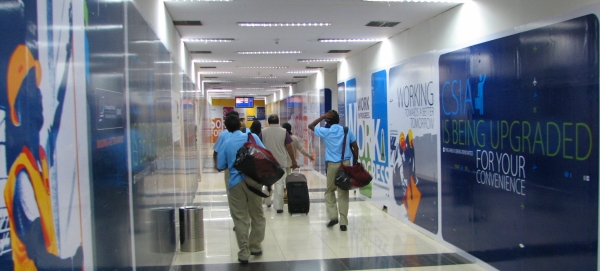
[267,204,271,208]
[238,258,248,264]
[326,220,339,227]
[251,251,262,256]
[340,225,347,231]
[277,210,283,213]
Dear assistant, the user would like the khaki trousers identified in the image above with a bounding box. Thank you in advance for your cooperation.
[228,177,266,260]
[272,167,291,211]
[326,161,350,225]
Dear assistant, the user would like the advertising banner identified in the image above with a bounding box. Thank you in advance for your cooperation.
[439,14,599,270]
[388,55,439,234]
[0,0,89,269]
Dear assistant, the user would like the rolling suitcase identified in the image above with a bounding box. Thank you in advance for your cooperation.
[286,169,310,214]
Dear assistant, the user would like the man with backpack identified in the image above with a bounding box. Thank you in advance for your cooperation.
[216,113,266,264]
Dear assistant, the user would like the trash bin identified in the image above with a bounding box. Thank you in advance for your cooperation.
[179,206,204,252]
[151,207,176,253]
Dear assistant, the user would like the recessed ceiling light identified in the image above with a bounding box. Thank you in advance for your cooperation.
[318,38,384,42]
[198,71,232,74]
[265,89,281,91]
[271,85,290,88]
[237,51,302,55]
[183,38,234,42]
[242,76,277,79]
[194,60,234,63]
[238,22,331,27]
[154,61,174,64]
[298,59,342,62]
[237,66,288,69]
[286,71,319,74]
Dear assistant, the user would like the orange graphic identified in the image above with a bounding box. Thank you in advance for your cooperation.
[403,175,421,222]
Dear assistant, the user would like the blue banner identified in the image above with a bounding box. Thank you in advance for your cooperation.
[439,14,599,270]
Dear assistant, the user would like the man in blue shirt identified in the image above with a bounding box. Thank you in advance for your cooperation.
[214,111,250,191]
[309,110,359,232]
[217,114,266,263]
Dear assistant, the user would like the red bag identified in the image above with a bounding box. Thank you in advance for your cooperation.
[334,127,372,190]
[234,133,285,186]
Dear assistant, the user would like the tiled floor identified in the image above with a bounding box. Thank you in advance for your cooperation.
[176,150,489,270]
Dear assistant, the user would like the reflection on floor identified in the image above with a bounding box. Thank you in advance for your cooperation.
[174,165,490,271]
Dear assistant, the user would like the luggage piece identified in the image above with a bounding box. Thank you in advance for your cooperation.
[234,133,285,186]
[286,170,310,214]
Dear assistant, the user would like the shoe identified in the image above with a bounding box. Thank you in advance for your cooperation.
[326,220,339,227]
[277,210,283,213]
[340,225,347,231]
[267,204,271,208]
[251,251,263,256]
[238,258,249,264]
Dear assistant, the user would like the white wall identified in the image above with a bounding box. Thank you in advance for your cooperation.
[131,0,194,84]
[339,0,600,81]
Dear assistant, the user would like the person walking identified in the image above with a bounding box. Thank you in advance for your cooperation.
[281,122,314,164]
[308,110,359,231]
[259,114,299,213]
[216,114,266,264]
[250,120,273,207]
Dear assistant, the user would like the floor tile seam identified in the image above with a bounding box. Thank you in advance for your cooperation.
[174,253,471,270]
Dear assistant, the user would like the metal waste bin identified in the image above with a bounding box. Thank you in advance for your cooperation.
[179,206,204,252]
[151,207,176,253]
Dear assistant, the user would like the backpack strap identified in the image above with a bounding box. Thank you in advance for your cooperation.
[341,127,348,161]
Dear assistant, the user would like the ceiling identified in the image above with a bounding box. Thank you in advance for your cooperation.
[164,0,462,98]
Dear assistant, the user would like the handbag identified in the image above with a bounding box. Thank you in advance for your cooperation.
[234,133,285,186]
[334,127,373,190]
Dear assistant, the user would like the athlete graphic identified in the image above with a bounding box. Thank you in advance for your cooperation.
[1,1,83,270]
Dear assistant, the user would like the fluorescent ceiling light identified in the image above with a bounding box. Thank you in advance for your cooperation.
[236,88,264,90]
[203,80,232,83]
[286,71,319,74]
[183,38,234,42]
[242,76,277,79]
[364,0,467,2]
[237,51,301,55]
[237,66,288,69]
[194,60,234,63]
[271,85,290,88]
[238,22,331,27]
[266,89,281,91]
[208,89,232,92]
[198,71,232,74]
[318,38,384,42]
[298,59,342,62]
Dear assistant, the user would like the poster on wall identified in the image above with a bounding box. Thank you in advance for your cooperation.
[210,106,223,143]
[256,106,266,120]
[439,14,599,270]
[388,55,439,234]
[347,74,389,200]
[0,0,88,269]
